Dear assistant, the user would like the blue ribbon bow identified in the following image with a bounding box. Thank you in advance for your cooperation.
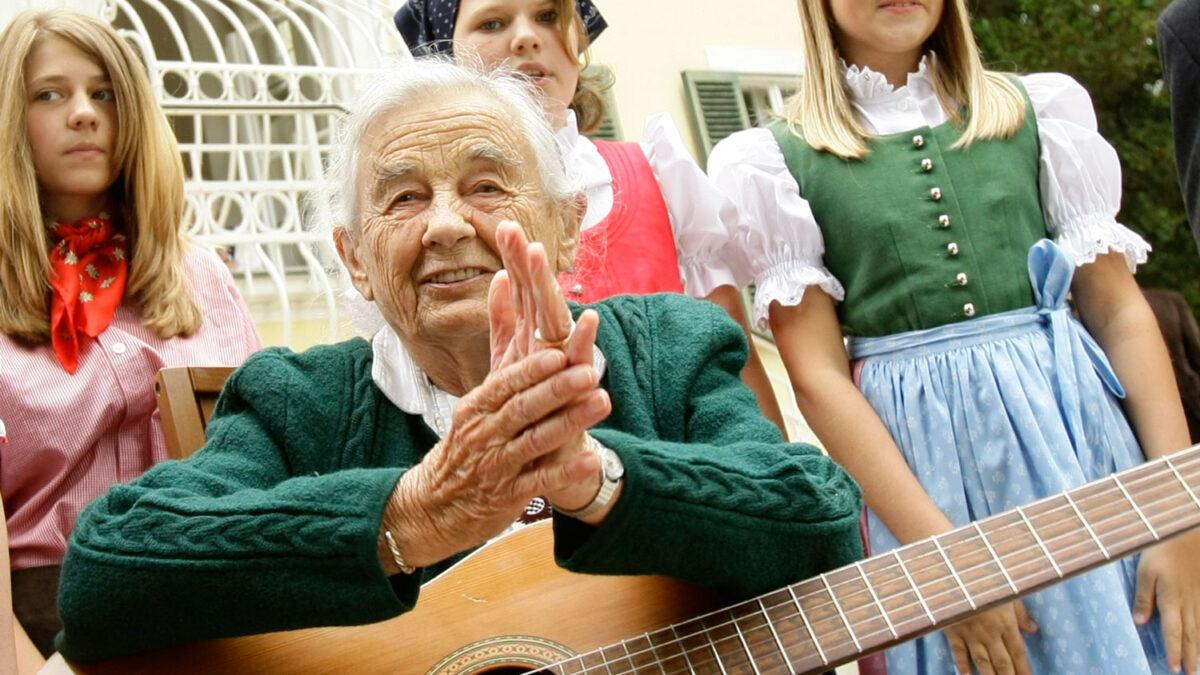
[1028,239,1125,446]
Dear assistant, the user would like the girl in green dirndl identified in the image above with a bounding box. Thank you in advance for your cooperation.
[708,0,1198,673]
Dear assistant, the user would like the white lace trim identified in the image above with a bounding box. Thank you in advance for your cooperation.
[1054,217,1151,272]
[752,261,845,331]
[842,55,931,101]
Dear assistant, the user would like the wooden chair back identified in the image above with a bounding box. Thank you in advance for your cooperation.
[154,366,236,459]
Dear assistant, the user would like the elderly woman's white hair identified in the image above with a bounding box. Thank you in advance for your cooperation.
[321,57,584,334]
[326,56,582,235]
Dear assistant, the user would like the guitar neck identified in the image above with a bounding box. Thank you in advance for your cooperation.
[549,444,1200,675]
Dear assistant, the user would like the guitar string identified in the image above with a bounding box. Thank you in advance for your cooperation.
[550,476,1200,675]
[559,494,1200,675]
[728,451,1200,666]
[705,457,1200,673]
[534,451,1200,675]
[536,452,1200,674]
[764,493,1200,671]
[765,458,1200,672]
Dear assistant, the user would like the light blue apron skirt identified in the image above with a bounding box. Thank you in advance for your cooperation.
[848,241,1175,674]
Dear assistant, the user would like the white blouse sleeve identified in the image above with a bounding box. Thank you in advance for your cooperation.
[640,112,738,297]
[1024,72,1151,270]
[707,127,844,331]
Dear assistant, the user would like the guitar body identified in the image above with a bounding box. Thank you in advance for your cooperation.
[71,521,722,675]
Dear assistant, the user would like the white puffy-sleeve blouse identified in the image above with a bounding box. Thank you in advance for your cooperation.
[558,111,739,297]
[707,59,1151,329]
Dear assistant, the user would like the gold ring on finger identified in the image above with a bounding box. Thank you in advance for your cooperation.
[534,322,574,349]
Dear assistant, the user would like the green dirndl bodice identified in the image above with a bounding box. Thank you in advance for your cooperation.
[768,89,1046,338]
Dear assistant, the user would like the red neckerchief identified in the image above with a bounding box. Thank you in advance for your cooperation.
[48,210,128,374]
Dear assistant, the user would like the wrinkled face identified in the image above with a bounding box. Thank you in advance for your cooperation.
[828,0,944,70]
[339,90,574,344]
[453,0,580,127]
[25,37,120,222]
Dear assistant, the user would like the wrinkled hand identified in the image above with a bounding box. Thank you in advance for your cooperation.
[383,221,613,572]
[1134,530,1200,674]
[488,220,607,514]
[489,220,596,371]
[392,347,609,568]
[945,600,1037,675]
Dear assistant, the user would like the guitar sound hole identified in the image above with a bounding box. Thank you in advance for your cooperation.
[429,634,573,674]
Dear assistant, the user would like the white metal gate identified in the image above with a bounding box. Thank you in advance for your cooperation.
[101,0,408,346]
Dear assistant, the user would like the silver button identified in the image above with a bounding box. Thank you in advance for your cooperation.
[913,134,925,148]
[956,272,969,286]
[921,158,934,172]
[571,284,584,296]
[963,302,977,317]
[938,214,951,228]
[947,242,960,256]
[930,187,942,201]
[112,342,127,355]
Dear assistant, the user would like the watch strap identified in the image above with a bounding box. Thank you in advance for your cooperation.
[556,437,622,520]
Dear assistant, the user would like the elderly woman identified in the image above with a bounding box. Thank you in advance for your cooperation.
[395,0,789,435]
[54,59,863,664]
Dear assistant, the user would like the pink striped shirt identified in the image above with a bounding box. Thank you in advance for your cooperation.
[0,247,262,570]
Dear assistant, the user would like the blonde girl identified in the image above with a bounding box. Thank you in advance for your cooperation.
[0,9,260,654]
[708,1,1198,673]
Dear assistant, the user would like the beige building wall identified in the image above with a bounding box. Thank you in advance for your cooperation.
[588,0,805,158]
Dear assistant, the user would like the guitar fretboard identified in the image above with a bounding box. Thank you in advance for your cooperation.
[539,443,1200,675]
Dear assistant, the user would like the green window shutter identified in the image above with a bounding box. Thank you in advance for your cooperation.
[584,64,623,141]
[682,70,750,166]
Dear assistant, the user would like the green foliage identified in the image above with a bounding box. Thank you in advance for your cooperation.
[971,0,1200,312]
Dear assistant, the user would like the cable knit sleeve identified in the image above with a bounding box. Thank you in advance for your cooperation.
[639,112,740,297]
[707,128,846,331]
[1023,72,1151,270]
[57,344,413,663]
[554,295,864,598]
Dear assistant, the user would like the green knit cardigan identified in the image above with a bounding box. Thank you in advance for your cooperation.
[57,293,863,662]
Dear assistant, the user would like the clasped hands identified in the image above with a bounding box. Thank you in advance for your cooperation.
[381,221,610,573]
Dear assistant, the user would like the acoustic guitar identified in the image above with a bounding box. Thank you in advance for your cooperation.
[73,443,1200,675]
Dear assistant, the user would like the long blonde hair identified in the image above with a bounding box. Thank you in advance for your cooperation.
[0,10,201,344]
[788,0,1026,159]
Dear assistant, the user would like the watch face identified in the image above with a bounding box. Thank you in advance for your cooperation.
[601,448,625,480]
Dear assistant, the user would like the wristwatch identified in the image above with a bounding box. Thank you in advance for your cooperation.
[557,436,624,520]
